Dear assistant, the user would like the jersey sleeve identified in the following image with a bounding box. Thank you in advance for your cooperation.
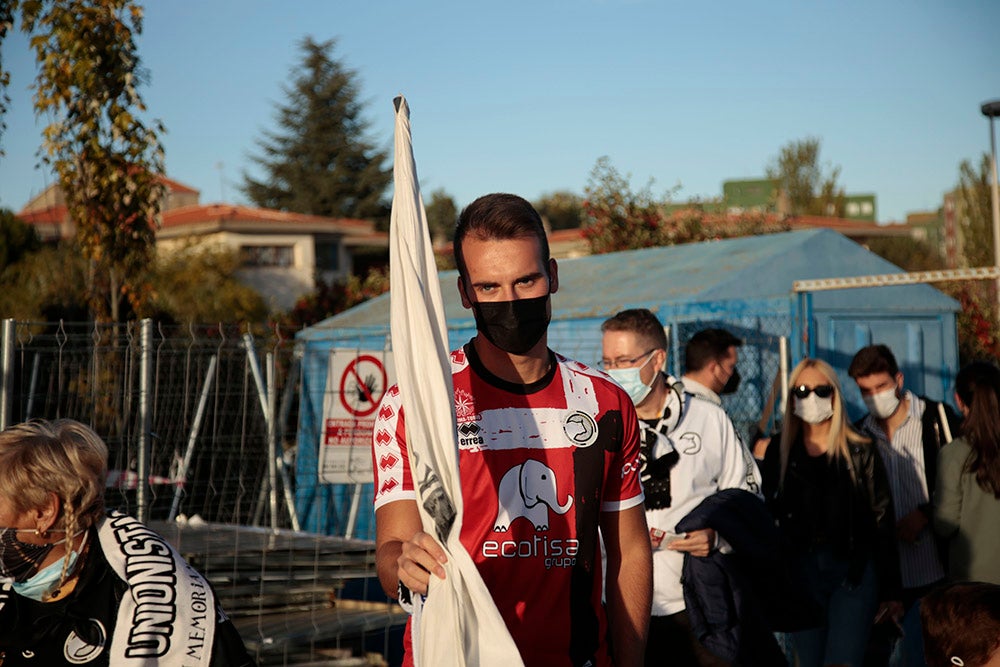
[371,384,416,510]
[601,386,645,512]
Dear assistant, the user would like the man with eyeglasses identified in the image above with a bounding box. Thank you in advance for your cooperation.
[601,309,769,667]
[848,344,961,666]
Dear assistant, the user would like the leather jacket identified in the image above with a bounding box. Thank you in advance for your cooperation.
[761,433,901,601]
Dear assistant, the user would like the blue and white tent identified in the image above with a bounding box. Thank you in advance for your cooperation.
[296,228,959,536]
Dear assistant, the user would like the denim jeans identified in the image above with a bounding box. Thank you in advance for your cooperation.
[791,548,878,667]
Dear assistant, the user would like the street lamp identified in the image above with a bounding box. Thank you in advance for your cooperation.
[983,99,1000,318]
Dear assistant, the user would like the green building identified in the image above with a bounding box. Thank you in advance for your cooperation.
[722,178,779,213]
[844,194,877,222]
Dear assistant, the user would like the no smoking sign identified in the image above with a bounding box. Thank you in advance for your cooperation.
[338,354,388,417]
[320,349,395,484]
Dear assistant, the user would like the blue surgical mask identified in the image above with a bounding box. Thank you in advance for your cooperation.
[608,353,657,405]
[4,530,85,602]
[12,549,79,601]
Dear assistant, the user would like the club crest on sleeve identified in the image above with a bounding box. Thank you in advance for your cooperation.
[563,410,598,447]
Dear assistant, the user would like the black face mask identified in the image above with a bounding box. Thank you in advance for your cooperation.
[471,294,551,355]
[720,368,741,395]
[0,528,56,582]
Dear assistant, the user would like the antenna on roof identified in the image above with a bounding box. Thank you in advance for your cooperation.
[215,161,226,203]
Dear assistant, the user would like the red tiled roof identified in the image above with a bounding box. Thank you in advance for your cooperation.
[788,215,911,235]
[17,205,68,225]
[159,203,374,232]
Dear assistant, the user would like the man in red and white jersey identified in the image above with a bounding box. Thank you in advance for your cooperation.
[372,193,652,667]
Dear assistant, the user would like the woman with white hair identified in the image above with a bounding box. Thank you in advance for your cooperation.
[760,358,900,667]
[0,418,255,666]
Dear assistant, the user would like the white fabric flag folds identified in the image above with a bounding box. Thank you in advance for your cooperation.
[388,96,523,667]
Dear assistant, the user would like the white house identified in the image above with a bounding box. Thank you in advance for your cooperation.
[16,177,387,310]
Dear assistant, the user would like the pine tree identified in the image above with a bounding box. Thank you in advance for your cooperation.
[242,38,390,222]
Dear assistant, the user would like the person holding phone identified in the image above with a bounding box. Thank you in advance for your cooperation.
[601,309,766,666]
[759,358,901,667]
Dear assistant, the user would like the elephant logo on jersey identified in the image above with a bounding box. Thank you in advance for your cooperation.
[494,459,574,532]
[563,410,598,447]
[64,618,106,664]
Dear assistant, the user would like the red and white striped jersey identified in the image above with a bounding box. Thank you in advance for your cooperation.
[372,343,644,667]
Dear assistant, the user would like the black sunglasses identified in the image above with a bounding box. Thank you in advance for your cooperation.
[792,384,834,399]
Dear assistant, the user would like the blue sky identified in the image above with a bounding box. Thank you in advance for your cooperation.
[1,1,998,223]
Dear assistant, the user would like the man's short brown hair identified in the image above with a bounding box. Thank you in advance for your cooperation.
[848,343,899,379]
[684,328,742,373]
[601,308,668,350]
[453,193,549,280]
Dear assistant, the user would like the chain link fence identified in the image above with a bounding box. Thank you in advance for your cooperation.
[544,311,792,444]
[1,311,792,666]
[0,319,402,666]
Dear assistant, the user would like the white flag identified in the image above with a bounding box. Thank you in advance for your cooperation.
[389,95,523,667]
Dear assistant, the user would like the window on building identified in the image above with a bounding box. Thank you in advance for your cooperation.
[315,240,341,272]
[240,245,294,267]
[861,202,873,215]
[847,202,860,216]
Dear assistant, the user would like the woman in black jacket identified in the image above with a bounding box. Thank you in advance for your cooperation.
[760,358,900,667]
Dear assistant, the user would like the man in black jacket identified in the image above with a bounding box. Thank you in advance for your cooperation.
[849,344,961,665]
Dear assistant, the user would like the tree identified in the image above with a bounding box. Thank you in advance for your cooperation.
[281,267,389,329]
[425,188,458,244]
[242,37,390,224]
[139,244,270,324]
[865,237,945,273]
[0,241,89,321]
[766,138,845,217]
[535,191,584,231]
[944,154,1000,363]
[582,156,663,253]
[582,156,788,254]
[0,208,41,268]
[957,154,994,268]
[1,0,166,322]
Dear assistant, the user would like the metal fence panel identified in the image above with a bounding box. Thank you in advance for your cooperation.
[0,319,403,666]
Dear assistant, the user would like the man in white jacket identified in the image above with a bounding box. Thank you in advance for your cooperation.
[601,309,762,667]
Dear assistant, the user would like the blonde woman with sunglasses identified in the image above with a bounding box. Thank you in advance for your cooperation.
[759,358,901,667]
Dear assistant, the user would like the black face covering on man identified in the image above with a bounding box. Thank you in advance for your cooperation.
[471,294,551,355]
[720,368,741,395]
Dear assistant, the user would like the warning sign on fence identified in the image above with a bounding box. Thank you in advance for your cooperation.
[319,348,395,484]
